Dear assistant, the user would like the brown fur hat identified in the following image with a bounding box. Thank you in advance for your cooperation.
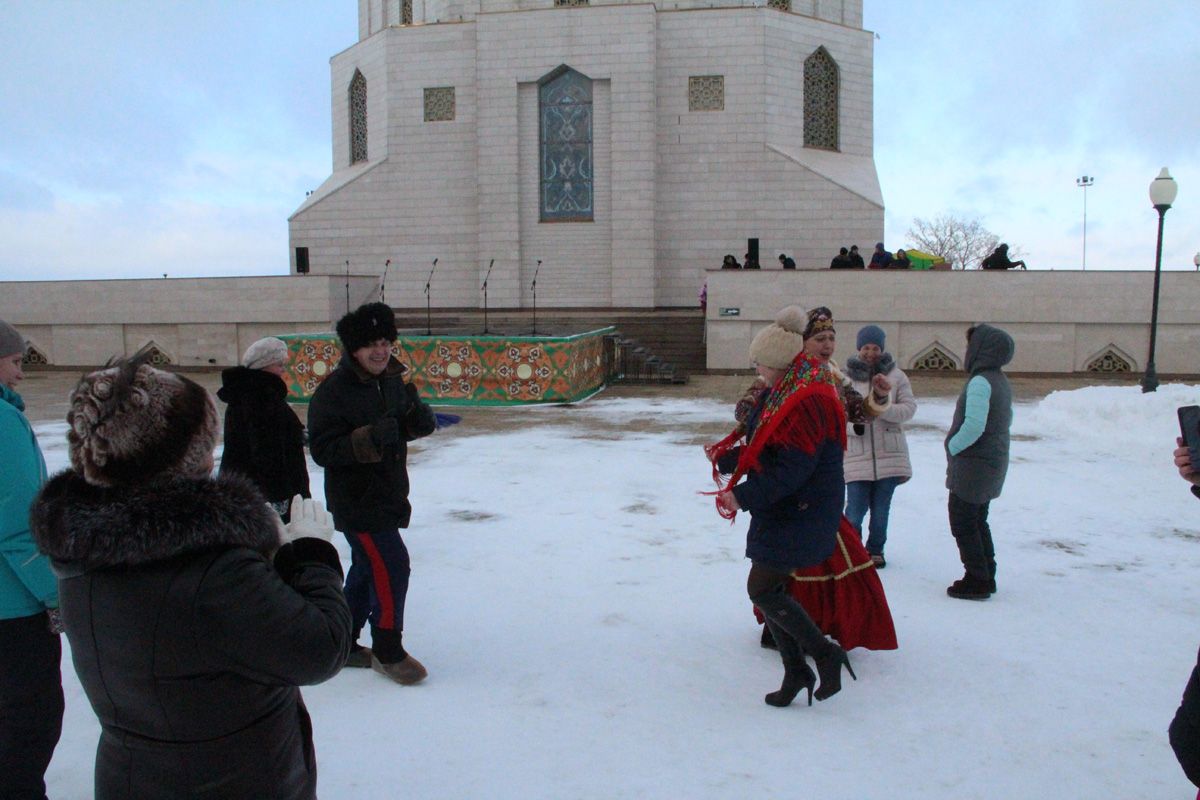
[67,353,219,487]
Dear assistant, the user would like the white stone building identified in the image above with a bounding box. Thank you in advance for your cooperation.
[288,0,883,310]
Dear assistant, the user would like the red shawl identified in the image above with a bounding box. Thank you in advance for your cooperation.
[705,352,847,520]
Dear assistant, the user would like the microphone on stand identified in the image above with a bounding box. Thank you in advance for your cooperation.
[481,258,494,334]
[380,259,391,304]
[531,259,542,335]
[424,258,438,336]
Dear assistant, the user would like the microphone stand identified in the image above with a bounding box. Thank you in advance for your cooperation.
[380,259,391,304]
[481,258,494,334]
[424,258,438,336]
[531,259,542,335]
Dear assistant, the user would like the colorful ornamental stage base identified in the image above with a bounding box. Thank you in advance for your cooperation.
[278,327,614,406]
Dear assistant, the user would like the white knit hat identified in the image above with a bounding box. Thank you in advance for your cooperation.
[748,305,808,369]
[241,337,289,370]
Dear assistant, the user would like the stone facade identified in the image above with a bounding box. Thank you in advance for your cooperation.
[4,271,1198,376]
[704,269,1200,376]
[289,0,881,310]
[0,275,380,368]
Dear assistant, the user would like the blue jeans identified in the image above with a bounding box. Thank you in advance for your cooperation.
[845,477,902,556]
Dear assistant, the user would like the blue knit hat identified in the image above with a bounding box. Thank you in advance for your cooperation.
[856,324,886,350]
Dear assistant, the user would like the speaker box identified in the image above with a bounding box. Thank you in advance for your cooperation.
[747,238,759,266]
[295,247,310,274]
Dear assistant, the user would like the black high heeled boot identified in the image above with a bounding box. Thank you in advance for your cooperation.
[812,644,856,702]
[763,620,814,707]
[750,586,848,705]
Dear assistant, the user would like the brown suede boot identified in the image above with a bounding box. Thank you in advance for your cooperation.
[345,644,373,669]
[371,653,428,685]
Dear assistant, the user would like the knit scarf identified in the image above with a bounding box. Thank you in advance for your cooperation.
[705,352,847,520]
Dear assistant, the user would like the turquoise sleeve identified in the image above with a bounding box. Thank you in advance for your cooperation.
[0,410,57,610]
[947,376,992,456]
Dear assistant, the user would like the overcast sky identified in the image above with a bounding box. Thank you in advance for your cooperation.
[1,1,1197,281]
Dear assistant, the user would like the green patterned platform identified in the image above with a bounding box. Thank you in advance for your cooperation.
[277,327,613,406]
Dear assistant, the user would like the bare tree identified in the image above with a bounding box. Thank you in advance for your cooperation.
[906,214,1001,270]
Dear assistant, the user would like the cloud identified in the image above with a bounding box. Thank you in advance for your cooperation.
[0,170,55,212]
[869,1,1200,270]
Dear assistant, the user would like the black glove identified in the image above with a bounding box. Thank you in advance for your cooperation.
[370,417,400,449]
[47,608,64,635]
[404,381,422,403]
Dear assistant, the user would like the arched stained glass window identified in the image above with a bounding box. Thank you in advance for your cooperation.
[803,47,839,150]
[539,66,593,222]
[350,70,367,164]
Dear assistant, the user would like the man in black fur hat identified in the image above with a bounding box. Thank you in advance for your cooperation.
[308,302,437,685]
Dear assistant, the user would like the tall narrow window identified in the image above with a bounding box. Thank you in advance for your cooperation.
[401,0,413,24]
[349,70,367,164]
[539,66,593,222]
[803,47,839,150]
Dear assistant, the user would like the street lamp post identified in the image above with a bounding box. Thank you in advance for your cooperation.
[1076,175,1094,270]
[1141,167,1178,393]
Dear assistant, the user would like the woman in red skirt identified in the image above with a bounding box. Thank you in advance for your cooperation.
[712,305,898,654]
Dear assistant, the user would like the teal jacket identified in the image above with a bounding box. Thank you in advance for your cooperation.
[0,384,56,618]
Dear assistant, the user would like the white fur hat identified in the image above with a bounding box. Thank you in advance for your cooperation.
[241,337,289,371]
[748,305,808,369]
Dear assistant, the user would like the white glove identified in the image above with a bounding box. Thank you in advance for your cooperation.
[282,494,334,544]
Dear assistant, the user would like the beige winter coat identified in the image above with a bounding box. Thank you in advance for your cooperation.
[843,356,916,483]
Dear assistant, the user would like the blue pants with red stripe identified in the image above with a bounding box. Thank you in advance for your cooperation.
[342,529,411,641]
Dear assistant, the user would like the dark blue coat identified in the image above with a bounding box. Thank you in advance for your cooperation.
[731,397,843,570]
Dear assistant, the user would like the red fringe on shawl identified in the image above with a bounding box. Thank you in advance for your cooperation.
[754,517,899,651]
[705,380,847,520]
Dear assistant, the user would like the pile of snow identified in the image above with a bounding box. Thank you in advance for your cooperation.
[39,384,1200,798]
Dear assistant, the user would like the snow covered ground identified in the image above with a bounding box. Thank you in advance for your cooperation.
[37,383,1200,799]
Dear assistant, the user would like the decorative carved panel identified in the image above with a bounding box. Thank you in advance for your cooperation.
[768,0,792,9]
[142,343,172,367]
[803,47,838,150]
[401,0,413,24]
[22,346,48,365]
[554,0,589,5]
[1086,348,1132,373]
[424,87,455,122]
[688,75,724,112]
[911,346,958,371]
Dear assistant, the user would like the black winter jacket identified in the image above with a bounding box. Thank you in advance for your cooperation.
[217,366,310,504]
[1172,645,1200,788]
[307,354,436,532]
[30,471,351,800]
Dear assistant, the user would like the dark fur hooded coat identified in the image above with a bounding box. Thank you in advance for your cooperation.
[31,471,351,800]
[217,365,310,504]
